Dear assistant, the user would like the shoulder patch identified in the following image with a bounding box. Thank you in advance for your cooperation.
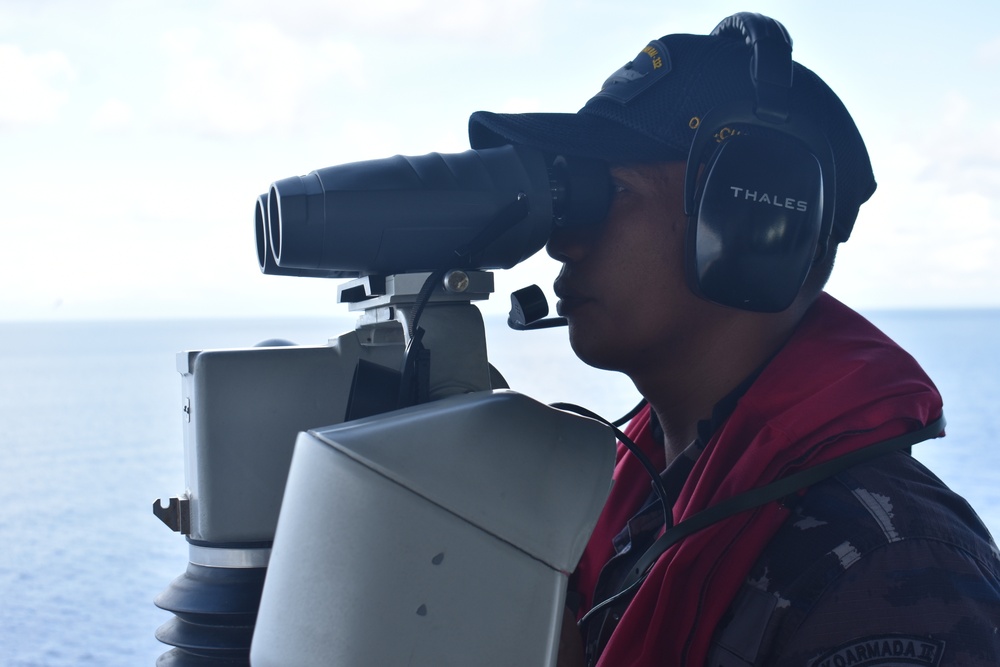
[809,634,945,666]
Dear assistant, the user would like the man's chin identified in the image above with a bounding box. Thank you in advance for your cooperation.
[566,322,625,373]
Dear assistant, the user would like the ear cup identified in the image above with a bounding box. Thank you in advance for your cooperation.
[681,12,835,312]
[686,133,825,312]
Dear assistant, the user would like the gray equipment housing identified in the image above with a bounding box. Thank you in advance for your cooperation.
[253,390,614,666]
[155,271,616,666]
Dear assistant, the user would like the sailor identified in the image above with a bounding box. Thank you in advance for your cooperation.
[470,13,1000,666]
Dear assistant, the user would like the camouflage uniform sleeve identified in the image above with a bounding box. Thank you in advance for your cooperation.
[707,454,1000,667]
[770,537,1000,666]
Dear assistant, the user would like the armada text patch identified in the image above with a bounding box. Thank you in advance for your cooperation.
[809,634,945,666]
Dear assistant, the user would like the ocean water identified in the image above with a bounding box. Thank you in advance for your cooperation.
[0,309,996,666]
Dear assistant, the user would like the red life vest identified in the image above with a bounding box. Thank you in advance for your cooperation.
[573,293,944,666]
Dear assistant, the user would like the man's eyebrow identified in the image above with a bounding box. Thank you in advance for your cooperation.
[610,163,678,188]
[609,165,649,181]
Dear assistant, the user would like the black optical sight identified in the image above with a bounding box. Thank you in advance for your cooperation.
[256,145,611,278]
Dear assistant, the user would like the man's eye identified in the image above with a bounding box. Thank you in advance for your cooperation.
[613,183,628,194]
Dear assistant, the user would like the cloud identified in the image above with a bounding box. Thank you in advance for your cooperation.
[90,98,133,131]
[901,92,1000,201]
[979,36,1000,64]
[157,23,364,137]
[218,0,544,45]
[0,44,75,127]
[494,97,545,113]
[830,134,1000,308]
[152,0,548,140]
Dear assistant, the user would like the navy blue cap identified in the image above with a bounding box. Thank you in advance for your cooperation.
[469,24,877,243]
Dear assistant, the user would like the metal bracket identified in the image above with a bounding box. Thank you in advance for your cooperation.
[153,496,191,534]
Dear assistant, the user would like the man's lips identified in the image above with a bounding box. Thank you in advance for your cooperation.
[553,282,592,316]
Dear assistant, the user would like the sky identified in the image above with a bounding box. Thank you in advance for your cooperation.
[1,0,998,321]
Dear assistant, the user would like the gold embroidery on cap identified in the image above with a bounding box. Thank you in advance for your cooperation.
[689,116,700,129]
[714,126,742,143]
[642,45,664,69]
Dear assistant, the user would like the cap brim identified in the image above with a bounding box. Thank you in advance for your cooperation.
[469,110,688,164]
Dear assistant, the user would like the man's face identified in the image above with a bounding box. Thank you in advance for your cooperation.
[546,161,723,376]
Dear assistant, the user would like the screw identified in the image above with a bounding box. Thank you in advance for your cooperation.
[443,270,470,293]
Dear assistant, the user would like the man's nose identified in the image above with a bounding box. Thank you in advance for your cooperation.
[546,224,599,263]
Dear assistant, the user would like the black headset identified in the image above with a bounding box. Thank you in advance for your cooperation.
[683,13,836,313]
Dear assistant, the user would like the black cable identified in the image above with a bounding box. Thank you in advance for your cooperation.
[550,401,669,528]
[407,269,447,340]
[397,269,447,408]
[577,573,647,628]
[506,316,568,330]
[612,399,647,428]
